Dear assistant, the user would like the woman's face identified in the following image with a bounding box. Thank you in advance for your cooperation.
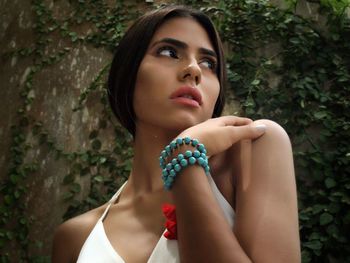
[133,17,220,134]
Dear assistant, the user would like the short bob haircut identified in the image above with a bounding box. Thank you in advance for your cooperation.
[108,5,226,138]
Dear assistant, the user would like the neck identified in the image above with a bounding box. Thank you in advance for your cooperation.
[127,123,179,196]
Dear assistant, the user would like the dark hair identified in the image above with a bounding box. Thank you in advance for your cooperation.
[107,5,226,137]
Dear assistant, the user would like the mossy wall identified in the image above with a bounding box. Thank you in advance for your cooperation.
[1,0,349,262]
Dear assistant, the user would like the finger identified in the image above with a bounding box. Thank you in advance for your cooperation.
[225,123,266,142]
[216,116,253,127]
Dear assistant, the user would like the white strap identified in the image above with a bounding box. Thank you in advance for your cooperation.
[101,180,128,221]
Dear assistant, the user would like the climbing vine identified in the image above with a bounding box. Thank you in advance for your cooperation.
[0,0,349,262]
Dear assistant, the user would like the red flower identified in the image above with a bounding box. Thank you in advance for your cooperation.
[162,203,177,240]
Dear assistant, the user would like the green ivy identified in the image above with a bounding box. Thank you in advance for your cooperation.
[202,0,350,262]
[1,0,349,262]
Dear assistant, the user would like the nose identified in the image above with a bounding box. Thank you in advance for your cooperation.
[179,59,202,86]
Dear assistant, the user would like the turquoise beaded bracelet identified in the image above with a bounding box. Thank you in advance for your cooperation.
[159,137,210,190]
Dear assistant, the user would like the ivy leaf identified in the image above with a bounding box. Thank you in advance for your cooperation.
[81,153,89,162]
[4,195,14,205]
[9,174,19,184]
[6,231,13,240]
[19,218,27,225]
[70,183,81,193]
[314,111,328,119]
[99,157,107,164]
[325,178,336,188]
[14,191,20,199]
[251,79,260,86]
[301,250,311,263]
[320,212,333,225]
[90,156,99,164]
[93,175,104,182]
[0,239,4,248]
[289,37,300,44]
[312,204,325,214]
[62,192,74,201]
[309,232,321,240]
[304,240,322,250]
[326,224,339,238]
[69,32,78,42]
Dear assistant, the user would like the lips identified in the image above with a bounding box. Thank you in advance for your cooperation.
[170,86,203,107]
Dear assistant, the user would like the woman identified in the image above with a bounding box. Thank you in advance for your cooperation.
[52,5,300,263]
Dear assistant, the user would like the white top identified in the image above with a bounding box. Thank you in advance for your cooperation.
[77,174,235,263]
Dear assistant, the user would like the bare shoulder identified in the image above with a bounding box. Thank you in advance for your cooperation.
[52,204,107,263]
[248,119,296,185]
[254,119,291,144]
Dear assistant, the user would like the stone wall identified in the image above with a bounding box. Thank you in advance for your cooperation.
[1,0,116,258]
[1,0,344,259]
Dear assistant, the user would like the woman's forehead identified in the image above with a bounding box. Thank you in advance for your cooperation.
[149,17,214,52]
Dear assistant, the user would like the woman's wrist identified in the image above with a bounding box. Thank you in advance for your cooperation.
[159,137,210,190]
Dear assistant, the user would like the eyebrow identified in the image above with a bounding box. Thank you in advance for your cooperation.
[151,37,217,59]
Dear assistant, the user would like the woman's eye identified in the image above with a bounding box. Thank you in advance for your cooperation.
[157,46,178,58]
[201,58,217,71]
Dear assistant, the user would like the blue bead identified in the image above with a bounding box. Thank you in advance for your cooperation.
[165,145,171,154]
[202,148,207,154]
[197,144,205,152]
[177,153,184,161]
[161,150,167,158]
[162,169,168,176]
[197,157,204,165]
[201,153,206,159]
[169,169,176,177]
[171,158,178,165]
[193,150,200,158]
[180,159,188,167]
[174,164,181,172]
[205,165,210,173]
[184,137,191,144]
[191,139,199,146]
[189,157,196,164]
[185,150,192,158]
[166,163,172,170]
[170,141,177,149]
[167,176,174,183]
[176,138,183,145]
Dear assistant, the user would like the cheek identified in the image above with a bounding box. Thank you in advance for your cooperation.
[134,61,152,93]
[206,78,221,109]
[133,60,168,118]
[134,59,169,93]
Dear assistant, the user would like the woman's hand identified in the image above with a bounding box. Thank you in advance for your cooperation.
[177,116,266,157]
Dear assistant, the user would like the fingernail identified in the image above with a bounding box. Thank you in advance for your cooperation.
[254,124,266,133]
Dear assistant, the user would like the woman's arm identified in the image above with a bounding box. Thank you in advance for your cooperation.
[172,164,252,262]
[234,119,300,262]
[170,118,300,262]
[52,220,77,263]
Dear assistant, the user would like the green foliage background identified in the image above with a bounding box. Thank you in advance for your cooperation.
[1,0,349,262]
